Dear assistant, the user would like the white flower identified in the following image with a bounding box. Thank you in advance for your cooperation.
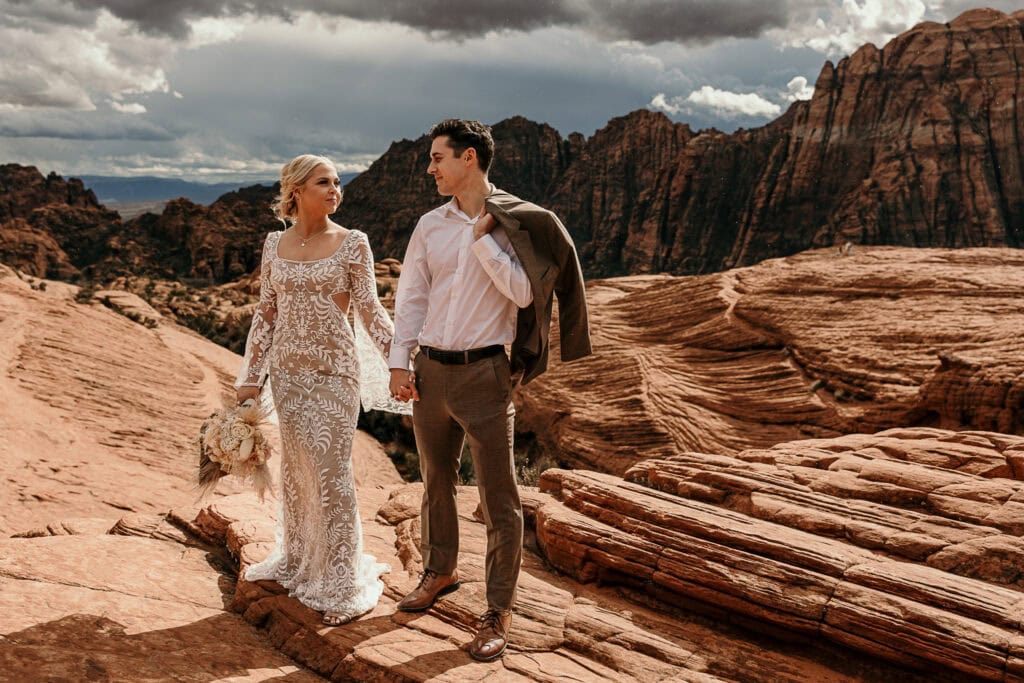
[230,422,255,440]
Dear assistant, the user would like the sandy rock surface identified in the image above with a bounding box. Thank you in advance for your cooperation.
[516,247,1024,474]
[536,427,1024,680]
[0,263,249,535]
[226,484,938,683]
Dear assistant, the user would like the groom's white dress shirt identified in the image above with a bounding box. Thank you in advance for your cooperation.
[388,196,533,370]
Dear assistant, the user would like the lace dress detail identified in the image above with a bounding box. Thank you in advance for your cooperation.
[236,229,404,615]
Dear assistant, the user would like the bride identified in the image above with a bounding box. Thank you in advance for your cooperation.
[235,154,410,626]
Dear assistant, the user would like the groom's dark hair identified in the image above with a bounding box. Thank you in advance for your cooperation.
[430,119,494,172]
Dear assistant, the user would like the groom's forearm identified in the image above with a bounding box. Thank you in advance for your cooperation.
[471,235,533,308]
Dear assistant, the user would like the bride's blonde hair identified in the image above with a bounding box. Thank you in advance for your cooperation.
[272,154,337,225]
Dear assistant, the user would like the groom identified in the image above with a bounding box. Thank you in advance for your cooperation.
[388,118,591,661]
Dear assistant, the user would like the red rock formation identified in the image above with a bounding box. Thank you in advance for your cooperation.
[535,427,1024,680]
[0,218,77,279]
[0,165,121,277]
[2,261,998,681]
[515,247,1024,475]
[107,183,281,283]
[0,264,252,534]
[224,483,942,682]
[335,116,572,260]
[335,9,1024,278]
[0,164,100,221]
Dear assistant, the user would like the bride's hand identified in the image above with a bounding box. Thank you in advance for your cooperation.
[236,386,260,405]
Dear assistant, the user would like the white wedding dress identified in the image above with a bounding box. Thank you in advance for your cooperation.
[236,229,410,617]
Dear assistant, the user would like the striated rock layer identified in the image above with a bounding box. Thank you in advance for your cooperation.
[536,427,1024,680]
[515,247,1024,474]
[0,530,324,682]
[225,484,941,683]
[0,260,1003,680]
[0,263,250,535]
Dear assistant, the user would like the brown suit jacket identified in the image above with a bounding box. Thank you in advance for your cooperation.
[484,187,592,385]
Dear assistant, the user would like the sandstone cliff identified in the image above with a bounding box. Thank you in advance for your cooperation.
[5,11,1022,287]
[336,9,1024,277]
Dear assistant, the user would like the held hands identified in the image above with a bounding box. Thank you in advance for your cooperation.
[236,386,260,406]
[472,212,497,241]
[389,368,419,402]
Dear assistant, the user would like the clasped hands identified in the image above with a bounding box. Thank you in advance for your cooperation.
[389,368,419,402]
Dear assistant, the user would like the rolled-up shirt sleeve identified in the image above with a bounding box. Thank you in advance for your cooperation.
[471,233,533,308]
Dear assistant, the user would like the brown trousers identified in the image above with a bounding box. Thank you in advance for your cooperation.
[412,351,522,611]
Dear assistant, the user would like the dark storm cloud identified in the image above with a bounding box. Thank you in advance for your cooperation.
[589,0,791,42]
[0,110,174,141]
[58,0,800,43]
[1,0,99,30]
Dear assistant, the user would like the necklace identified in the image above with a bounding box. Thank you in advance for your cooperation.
[293,224,329,247]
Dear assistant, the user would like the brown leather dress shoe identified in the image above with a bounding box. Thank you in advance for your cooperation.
[396,569,461,612]
[468,609,512,662]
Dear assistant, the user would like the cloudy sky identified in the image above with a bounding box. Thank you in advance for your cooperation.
[0,0,1017,181]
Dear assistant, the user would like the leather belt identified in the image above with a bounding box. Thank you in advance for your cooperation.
[420,345,504,365]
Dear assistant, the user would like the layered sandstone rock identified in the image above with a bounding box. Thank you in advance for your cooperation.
[0,264,1000,681]
[0,533,324,682]
[515,247,1024,474]
[225,483,937,683]
[535,427,1024,680]
[0,263,250,535]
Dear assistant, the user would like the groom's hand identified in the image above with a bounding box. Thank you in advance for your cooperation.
[473,212,497,241]
[390,368,419,402]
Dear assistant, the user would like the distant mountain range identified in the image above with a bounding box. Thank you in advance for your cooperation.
[79,173,359,205]
[2,8,1022,286]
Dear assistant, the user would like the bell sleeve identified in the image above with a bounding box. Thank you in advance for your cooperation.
[348,232,412,415]
[235,234,278,389]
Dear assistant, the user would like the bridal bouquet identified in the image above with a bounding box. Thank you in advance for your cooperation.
[196,399,274,500]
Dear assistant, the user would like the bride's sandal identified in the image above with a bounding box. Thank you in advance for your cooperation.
[323,603,374,626]
[322,611,353,626]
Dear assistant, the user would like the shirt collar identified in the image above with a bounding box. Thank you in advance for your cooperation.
[444,183,496,221]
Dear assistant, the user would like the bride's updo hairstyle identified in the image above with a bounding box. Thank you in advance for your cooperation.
[272,154,337,226]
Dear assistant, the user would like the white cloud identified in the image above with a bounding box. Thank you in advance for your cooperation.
[650,92,684,115]
[110,101,147,114]
[186,17,246,48]
[785,75,815,101]
[771,0,928,56]
[0,8,176,110]
[686,85,782,119]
